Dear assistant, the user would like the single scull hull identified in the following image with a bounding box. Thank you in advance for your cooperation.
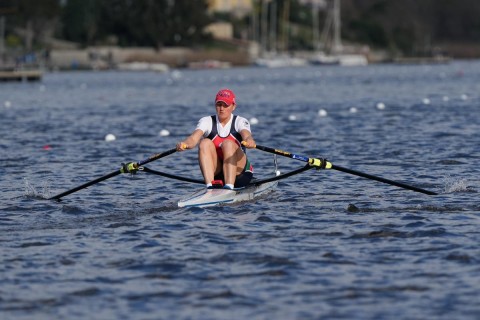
[178,181,278,208]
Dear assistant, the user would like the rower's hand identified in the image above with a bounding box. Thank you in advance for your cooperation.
[176,142,188,151]
[120,162,139,174]
[241,139,256,149]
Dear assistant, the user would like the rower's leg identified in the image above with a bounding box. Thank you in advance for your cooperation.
[221,140,246,186]
[198,139,219,185]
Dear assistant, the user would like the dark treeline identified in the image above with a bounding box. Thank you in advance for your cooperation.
[341,0,480,55]
[1,0,479,56]
[61,0,212,48]
[1,0,212,49]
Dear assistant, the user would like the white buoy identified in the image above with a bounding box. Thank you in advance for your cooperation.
[288,114,297,121]
[249,117,259,125]
[349,107,358,113]
[318,109,328,117]
[105,134,116,142]
[159,129,170,137]
[422,98,431,105]
[376,102,386,110]
[275,170,281,176]
[171,70,182,79]
[461,94,468,100]
[4,101,12,108]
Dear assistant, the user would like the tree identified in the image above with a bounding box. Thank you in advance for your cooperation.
[7,0,61,50]
[61,0,212,48]
[165,0,212,47]
[62,0,99,45]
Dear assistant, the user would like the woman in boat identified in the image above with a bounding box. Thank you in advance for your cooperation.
[176,88,256,189]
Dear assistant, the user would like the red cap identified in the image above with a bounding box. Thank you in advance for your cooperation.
[215,88,236,105]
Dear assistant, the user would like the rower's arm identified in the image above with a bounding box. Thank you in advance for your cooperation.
[240,129,256,148]
[177,129,204,151]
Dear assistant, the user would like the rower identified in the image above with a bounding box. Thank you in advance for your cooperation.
[176,88,256,189]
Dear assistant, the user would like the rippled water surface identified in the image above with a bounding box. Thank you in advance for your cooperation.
[1,61,479,320]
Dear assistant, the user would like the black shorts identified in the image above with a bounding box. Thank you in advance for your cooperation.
[214,159,253,188]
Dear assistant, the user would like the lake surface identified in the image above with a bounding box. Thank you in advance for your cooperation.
[1,61,479,319]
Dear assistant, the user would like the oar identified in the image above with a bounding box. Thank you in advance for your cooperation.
[141,167,204,184]
[49,147,177,200]
[251,144,437,195]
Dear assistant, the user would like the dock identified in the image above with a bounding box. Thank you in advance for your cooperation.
[393,56,451,65]
[0,70,43,82]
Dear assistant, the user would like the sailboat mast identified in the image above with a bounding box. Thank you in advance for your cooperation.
[261,0,268,55]
[251,1,258,45]
[312,4,320,51]
[0,16,5,58]
[333,0,342,53]
[281,0,290,52]
[270,0,277,53]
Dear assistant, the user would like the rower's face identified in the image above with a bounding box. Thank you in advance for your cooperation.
[215,101,235,120]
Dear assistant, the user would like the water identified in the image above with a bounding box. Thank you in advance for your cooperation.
[1,61,479,319]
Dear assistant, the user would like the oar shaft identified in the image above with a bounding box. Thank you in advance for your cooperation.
[250,164,314,186]
[50,147,178,201]
[331,164,437,195]
[50,171,121,200]
[141,167,204,184]
[254,144,327,167]
[138,148,177,166]
[253,144,437,196]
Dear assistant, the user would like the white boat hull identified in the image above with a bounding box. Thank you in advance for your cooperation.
[178,181,278,208]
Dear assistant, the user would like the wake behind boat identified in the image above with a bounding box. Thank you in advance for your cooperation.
[178,180,278,208]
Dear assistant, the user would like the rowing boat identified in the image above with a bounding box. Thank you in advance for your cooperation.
[178,180,278,208]
[49,144,437,203]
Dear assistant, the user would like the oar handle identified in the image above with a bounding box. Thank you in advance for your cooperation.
[253,144,331,168]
